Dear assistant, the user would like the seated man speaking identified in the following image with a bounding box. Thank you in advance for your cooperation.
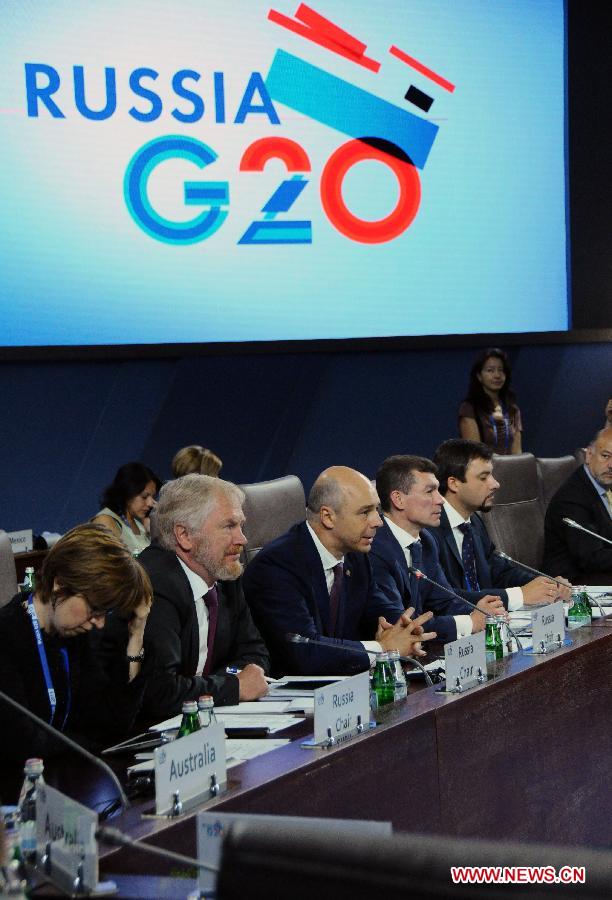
[243,465,435,675]
[371,455,505,644]
[105,474,270,721]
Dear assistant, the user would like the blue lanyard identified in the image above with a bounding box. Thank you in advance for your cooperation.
[489,408,511,452]
[26,594,71,730]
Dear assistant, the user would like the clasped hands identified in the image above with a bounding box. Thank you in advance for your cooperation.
[375,607,436,658]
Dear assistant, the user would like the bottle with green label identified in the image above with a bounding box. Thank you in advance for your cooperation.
[568,588,591,627]
[177,701,201,738]
[485,617,504,663]
[372,652,395,706]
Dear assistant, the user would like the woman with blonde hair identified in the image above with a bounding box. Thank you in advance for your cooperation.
[171,445,222,478]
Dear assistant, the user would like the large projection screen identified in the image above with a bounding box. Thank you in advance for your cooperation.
[0,0,568,346]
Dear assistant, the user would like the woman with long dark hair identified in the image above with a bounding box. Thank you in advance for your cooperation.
[93,462,161,554]
[458,348,522,455]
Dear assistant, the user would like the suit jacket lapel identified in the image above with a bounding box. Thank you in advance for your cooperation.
[298,523,332,634]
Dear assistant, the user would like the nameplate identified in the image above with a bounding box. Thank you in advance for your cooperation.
[196,812,392,894]
[154,722,227,815]
[35,784,101,894]
[444,632,487,692]
[531,601,565,653]
[311,671,369,746]
[8,528,33,553]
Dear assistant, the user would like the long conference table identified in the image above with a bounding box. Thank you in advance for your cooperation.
[74,617,612,880]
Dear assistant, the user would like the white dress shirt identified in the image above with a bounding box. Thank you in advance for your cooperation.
[443,500,523,611]
[177,556,216,675]
[384,515,473,639]
[306,523,381,657]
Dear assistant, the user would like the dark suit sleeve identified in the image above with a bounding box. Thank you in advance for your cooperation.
[243,552,370,676]
[545,484,612,577]
[209,582,270,680]
[370,538,459,643]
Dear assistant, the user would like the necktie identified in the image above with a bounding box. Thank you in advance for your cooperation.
[458,522,480,591]
[201,585,218,676]
[606,489,612,517]
[328,563,344,637]
[409,540,422,605]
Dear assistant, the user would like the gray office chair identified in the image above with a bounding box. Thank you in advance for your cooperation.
[239,475,306,563]
[485,453,544,569]
[536,454,581,514]
[0,530,18,607]
[218,820,612,899]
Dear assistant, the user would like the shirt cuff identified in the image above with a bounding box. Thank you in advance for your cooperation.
[454,615,473,639]
[506,587,524,611]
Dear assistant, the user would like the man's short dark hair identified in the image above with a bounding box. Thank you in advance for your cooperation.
[376,456,437,513]
[433,439,493,495]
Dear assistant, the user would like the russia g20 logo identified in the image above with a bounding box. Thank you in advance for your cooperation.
[124,4,455,246]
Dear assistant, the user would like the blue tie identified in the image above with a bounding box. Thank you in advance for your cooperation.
[458,522,480,591]
[409,540,422,604]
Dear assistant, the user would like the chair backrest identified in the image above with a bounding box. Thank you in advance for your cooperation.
[485,453,544,569]
[0,530,18,608]
[239,475,306,563]
[536,454,581,514]
[218,819,612,900]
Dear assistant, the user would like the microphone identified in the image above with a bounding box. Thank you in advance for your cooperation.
[563,517,612,547]
[0,689,128,814]
[493,551,568,592]
[95,825,218,872]
[285,634,435,686]
[408,568,524,652]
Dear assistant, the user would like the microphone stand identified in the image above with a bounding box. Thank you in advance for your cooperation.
[407,568,524,653]
[286,634,435,686]
[563,517,612,547]
[0,688,128,813]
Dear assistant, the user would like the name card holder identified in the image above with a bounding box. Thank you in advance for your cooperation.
[154,722,227,816]
[301,671,370,749]
[35,784,116,896]
[442,632,488,694]
[526,601,570,655]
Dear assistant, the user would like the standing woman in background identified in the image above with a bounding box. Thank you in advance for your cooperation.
[458,348,522,455]
[93,462,161,555]
[171,445,222,478]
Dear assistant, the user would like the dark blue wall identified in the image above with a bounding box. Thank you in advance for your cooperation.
[1,341,609,534]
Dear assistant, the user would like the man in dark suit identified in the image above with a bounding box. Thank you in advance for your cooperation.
[432,439,570,606]
[134,474,269,720]
[544,427,612,583]
[371,455,505,644]
[243,466,436,675]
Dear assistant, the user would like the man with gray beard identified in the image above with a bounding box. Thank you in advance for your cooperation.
[130,474,269,719]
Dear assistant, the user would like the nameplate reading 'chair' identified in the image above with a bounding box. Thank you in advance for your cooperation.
[239,475,306,563]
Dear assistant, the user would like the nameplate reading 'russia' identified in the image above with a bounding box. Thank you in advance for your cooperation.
[313,671,369,745]
[445,632,487,691]
[531,601,565,652]
[154,722,227,815]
